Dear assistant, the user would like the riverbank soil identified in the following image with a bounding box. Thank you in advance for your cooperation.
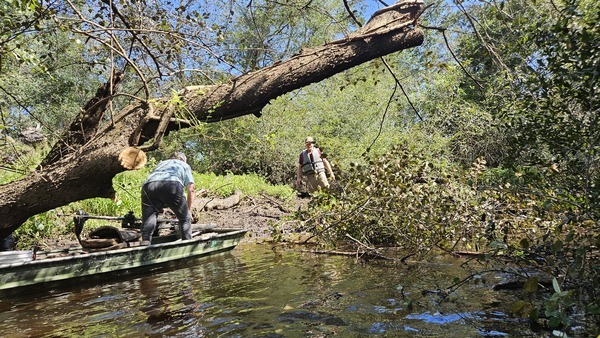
[195,194,310,244]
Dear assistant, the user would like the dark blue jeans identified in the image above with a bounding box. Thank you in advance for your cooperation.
[141,181,191,241]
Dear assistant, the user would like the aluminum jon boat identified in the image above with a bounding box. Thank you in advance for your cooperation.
[0,226,246,293]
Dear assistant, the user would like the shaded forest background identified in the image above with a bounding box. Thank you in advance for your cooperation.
[1,0,598,335]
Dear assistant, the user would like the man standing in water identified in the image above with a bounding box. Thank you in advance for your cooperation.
[296,136,335,195]
[141,151,195,244]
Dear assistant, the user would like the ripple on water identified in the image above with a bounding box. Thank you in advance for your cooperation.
[0,245,536,337]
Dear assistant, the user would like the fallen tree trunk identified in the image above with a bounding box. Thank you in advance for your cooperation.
[193,191,242,212]
[0,1,425,239]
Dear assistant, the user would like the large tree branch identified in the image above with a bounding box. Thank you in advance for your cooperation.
[174,1,424,124]
[0,0,424,239]
[40,71,125,168]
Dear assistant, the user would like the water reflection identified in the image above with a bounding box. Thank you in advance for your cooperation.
[0,244,534,337]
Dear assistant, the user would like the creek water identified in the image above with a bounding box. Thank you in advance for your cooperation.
[0,244,536,337]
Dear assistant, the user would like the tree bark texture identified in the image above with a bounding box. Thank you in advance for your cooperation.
[0,1,424,239]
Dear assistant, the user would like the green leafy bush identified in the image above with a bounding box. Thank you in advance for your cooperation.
[300,144,485,254]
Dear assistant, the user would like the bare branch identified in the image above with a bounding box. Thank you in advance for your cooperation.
[420,24,484,91]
